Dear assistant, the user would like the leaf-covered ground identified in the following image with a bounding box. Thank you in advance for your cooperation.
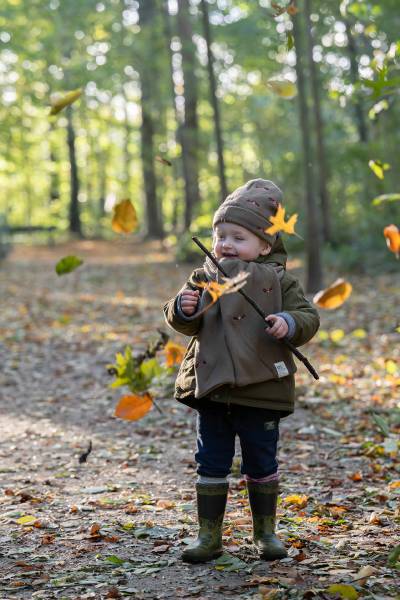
[0,240,399,600]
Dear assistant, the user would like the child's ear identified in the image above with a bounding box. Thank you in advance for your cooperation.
[260,244,272,256]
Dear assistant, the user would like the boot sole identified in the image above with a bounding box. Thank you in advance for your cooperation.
[181,548,223,564]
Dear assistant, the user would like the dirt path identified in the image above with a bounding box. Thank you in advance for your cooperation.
[0,240,398,599]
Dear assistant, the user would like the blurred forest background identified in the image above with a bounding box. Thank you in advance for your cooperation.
[0,0,400,289]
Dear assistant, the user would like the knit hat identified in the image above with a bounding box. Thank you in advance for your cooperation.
[212,178,283,245]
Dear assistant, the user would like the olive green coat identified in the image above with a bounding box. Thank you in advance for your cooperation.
[163,239,319,415]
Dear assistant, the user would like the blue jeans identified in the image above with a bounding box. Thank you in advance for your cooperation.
[195,402,280,479]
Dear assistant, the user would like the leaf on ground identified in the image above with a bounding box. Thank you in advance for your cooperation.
[55,255,83,276]
[326,584,359,599]
[265,203,298,236]
[112,199,138,234]
[114,393,153,421]
[313,278,352,310]
[50,88,82,115]
[16,515,37,525]
[283,494,308,508]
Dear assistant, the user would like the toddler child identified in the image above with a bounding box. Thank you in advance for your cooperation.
[164,179,320,563]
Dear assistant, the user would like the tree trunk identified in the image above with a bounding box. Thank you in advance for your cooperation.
[292,9,323,293]
[162,0,183,229]
[66,105,82,237]
[304,0,332,244]
[200,0,228,201]
[177,0,201,228]
[345,18,368,143]
[137,0,164,239]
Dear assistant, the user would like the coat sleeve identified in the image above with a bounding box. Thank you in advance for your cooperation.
[280,273,320,347]
[163,269,205,337]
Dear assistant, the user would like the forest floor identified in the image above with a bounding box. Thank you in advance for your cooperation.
[0,239,399,600]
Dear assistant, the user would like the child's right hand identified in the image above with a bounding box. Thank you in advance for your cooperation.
[180,289,200,316]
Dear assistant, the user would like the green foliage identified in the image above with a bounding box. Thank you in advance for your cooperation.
[55,255,83,276]
[108,346,163,394]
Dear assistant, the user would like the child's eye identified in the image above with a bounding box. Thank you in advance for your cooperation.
[235,237,244,241]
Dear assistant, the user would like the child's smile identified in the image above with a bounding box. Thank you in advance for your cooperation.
[213,222,271,261]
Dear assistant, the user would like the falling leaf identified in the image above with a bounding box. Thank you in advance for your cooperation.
[265,204,298,236]
[326,584,359,599]
[164,341,186,367]
[112,199,138,234]
[55,255,83,276]
[50,89,82,115]
[368,159,390,180]
[330,329,345,343]
[313,278,353,310]
[197,271,250,307]
[16,515,37,525]
[114,393,153,421]
[383,224,400,258]
[372,193,400,206]
[385,359,398,375]
[287,32,294,51]
[155,156,172,167]
[267,79,297,99]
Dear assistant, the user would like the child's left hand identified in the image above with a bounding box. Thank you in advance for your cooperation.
[265,315,288,339]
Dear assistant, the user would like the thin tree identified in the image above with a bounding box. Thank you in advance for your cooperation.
[177,0,201,228]
[200,0,228,201]
[66,105,82,237]
[345,18,368,143]
[304,0,332,243]
[292,8,323,292]
[137,0,164,239]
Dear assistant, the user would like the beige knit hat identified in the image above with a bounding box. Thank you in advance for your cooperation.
[212,178,283,245]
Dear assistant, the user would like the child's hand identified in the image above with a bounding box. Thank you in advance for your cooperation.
[265,314,288,339]
[180,290,200,316]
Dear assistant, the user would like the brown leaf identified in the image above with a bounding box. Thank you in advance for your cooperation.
[111,199,138,234]
[41,534,55,545]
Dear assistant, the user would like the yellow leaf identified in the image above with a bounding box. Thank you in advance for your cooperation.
[327,584,359,599]
[114,393,153,421]
[283,494,308,508]
[313,278,352,310]
[112,199,138,234]
[388,480,400,489]
[267,79,297,99]
[265,204,298,236]
[164,341,186,367]
[383,224,400,258]
[330,329,345,343]
[368,159,390,180]
[17,515,37,525]
[351,328,367,339]
[50,89,82,115]
[385,360,398,375]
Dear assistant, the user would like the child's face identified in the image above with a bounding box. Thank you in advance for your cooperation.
[213,222,271,261]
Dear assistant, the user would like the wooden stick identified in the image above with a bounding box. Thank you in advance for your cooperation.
[192,236,319,380]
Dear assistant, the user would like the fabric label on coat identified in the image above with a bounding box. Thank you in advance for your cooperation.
[274,361,289,378]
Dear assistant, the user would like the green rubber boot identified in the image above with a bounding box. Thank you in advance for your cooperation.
[181,482,228,563]
[247,481,287,561]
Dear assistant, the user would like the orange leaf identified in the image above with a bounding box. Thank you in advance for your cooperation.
[349,471,363,481]
[313,278,353,310]
[197,271,250,305]
[265,204,298,236]
[112,199,138,234]
[164,341,186,367]
[114,393,153,421]
[383,224,400,258]
[90,523,101,536]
